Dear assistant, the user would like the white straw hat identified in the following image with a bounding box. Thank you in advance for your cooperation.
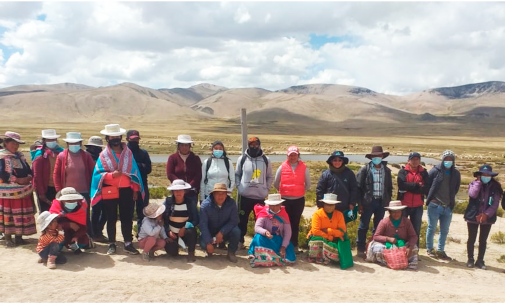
[56,187,84,201]
[84,136,105,148]
[385,201,407,211]
[175,135,194,144]
[41,129,60,139]
[264,194,285,205]
[37,211,59,232]
[167,179,192,191]
[143,203,166,219]
[321,193,341,205]
[62,132,83,143]
[100,124,126,136]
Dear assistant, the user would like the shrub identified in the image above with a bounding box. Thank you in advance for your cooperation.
[150,186,170,199]
[452,200,468,214]
[491,231,505,244]
[497,207,504,218]
[497,255,505,263]
[298,215,311,248]
[418,220,438,249]
[447,236,461,244]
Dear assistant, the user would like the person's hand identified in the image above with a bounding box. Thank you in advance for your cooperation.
[169,231,177,240]
[387,237,397,244]
[112,170,122,178]
[405,248,411,258]
[157,218,164,226]
[358,205,363,214]
[206,243,214,254]
[165,237,173,243]
[215,231,224,244]
[279,246,286,258]
[71,237,78,243]
[478,213,488,223]
[265,231,273,239]
[179,227,186,238]
[321,228,328,234]
[69,222,80,231]
[133,192,138,201]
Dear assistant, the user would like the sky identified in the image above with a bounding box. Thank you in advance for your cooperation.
[0,1,504,95]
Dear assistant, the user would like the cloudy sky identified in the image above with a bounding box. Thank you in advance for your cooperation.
[0,1,504,95]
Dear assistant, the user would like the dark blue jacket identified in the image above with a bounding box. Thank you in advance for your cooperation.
[199,195,238,246]
[162,195,200,232]
[426,163,461,209]
[356,161,393,208]
[316,167,358,211]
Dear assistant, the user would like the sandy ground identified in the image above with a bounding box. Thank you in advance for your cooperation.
[1,205,505,303]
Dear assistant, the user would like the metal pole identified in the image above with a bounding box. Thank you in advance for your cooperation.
[241,108,248,154]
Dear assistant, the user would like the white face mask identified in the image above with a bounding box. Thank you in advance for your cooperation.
[64,202,78,210]
[69,145,81,153]
[46,142,58,149]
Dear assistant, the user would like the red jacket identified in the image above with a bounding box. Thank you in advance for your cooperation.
[397,164,429,208]
[279,160,307,197]
[32,151,56,196]
[166,151,202,194]
[53,149,95,193]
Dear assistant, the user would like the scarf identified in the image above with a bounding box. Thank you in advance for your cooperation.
[254,204,290,224]
[32,146,63,161]
[0,149,33,198]
[49,199,88,226]
[90,143,144,206]
[329,164,346,174]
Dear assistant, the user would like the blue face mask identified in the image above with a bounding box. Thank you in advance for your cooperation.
[213,150,224,158]
[443,161,453,169]
[46,142,58,149]
[69,145,81,153]
[371,157,382,165]
[64,202,78,210]
[481,176,492,184]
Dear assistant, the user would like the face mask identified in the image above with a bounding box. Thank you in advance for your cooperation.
[481,176,492,184]
[128,142,139,149]
[69,145,81,153]
[268,208,280,215]
[64,202,78,210]
[371,157,382,165]
[109,139,121,146]
[248,147,260,157]
[213,150,224,158]
[443,161,453,169]
[46,142,58,149]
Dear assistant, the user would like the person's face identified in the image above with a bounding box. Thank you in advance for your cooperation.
[47,218,58,230]
[288,153,299,164]
[66,141,82,147]
[178,143,191,154]
[5,140,19,153]
[323,203,335,214]
[443,156,453,162]
[128,137,140,144]
[249,142,260,150]
[331,157,344,168]
[269,204,281,213]
[44,138,57,145]
[107,135,122,146]
[173,189,185,202]
[213,191,228,206]
[156,214,163,221]
[390,210,402,220]
[408,156,420,168]
[212,144,224,151]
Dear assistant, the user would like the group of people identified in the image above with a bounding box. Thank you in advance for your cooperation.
[0,126,502,271]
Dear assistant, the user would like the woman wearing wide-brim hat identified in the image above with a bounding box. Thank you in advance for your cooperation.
[464,164,503,270]
[0,131,37,247]
[365,201,419,270]
[90,124,145,256]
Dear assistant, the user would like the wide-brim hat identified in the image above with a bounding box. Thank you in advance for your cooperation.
[63,132,84,143]
[37,211,59,232]
[175,135,193,144]
[321,193,341,204]
[264,193,285,205]
[56,187,84,201]
[167,179,192,191]
[4,131,25,144]
[365,146,390,160]
[84,136,105,148]
[210,183,228,193]
[41,129,60,139]
[100,124,126,136]
[386,200,407,211]
[473,164,498,177]
[326,150,349,165]
[143,203,166,219]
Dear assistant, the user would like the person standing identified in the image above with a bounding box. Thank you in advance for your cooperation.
[397,152,430,246]
[166,135,202,226]
[464,164,502,270]
[356,146,393,258]
[425,150,461,260]
[90,124,144,255]
[273,146,310,253]
[32,129,64,212]
[85,136,107,240]
[200,140,235,201]
[126,130,152,232]
[235,137,273,249]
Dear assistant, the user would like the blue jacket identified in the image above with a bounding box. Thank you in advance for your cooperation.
[199,195,238,246]
[426,163,461,209]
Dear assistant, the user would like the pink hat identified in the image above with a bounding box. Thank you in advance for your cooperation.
[4,131,25,144]
[287,146,299,156]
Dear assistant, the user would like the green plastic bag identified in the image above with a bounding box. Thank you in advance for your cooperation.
[343,205,358,224]
[336,228,354,270]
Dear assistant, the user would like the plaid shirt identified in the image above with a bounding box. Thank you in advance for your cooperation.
[370,163,384,198]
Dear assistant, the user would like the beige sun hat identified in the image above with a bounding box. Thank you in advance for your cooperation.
[100,124,126,136]
[175,135,193,144]
[56,187,84,201]
[210,183,228,193]
[37,211,59,232]
[3,131,25,144]
[41,129,61,139]
[385,200,407,211]
[167,179,192,191]
[63,132,84,143]
[321,193,341,205]
[143,203,166,219]
[264,193,285,205]
[84,136,105,148]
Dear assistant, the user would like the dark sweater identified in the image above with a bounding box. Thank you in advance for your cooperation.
[426,163,461,209]
[316,167,358,212]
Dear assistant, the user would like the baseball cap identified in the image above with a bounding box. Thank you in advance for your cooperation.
[126,130,140,139]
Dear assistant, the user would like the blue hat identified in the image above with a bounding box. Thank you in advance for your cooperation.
[326,151,349,165]
[408,152,421,160]
[473,164,498,177]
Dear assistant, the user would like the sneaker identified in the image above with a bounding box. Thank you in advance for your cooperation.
[124,244,140,255]
[436,251,452,261]
[148,250,155,260]
[107,243,117,255]
[466,258,475,268]
[187,252,196,263]
[427,249,438,258]
[475,260,487,270]
[357,250,365,258]
[37,257,44,264]
[141,252,150,262]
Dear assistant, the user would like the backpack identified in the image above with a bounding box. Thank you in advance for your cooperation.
[239,154,269,172]
[204,157,231,188]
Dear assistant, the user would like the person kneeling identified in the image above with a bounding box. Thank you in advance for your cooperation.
[199,183,240,263]
[365,201,419,270]
[138,203,167,261]
[36,211,67,269]
[248,194,296,267]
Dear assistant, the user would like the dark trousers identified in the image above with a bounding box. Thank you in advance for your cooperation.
[165,227,197,255]
[91,200,107,238]
[38,243,67,264]
[403,206,423,247]
[282,197,305,248]
[38,186,57,212]
[81,192,92,236]
[238,196,265,243]
[357,198,386,252]
[200,226,241,253]
[133,182,150,233]
[103,187,134,244]
[467,223,492,261]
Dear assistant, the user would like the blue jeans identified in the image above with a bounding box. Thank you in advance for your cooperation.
[200,226,240,253]
[403,206,423,247]
[357,198,385,252]
[426,202,453,251]
[38,242,67,264]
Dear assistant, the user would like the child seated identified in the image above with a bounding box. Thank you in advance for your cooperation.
[138,203,168,261]
[36,211,67,269]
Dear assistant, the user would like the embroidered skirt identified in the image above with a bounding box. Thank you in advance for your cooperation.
[248,234,296,268]
[0,195,37,235]
[307,236,340,265]
[365,240,419,269]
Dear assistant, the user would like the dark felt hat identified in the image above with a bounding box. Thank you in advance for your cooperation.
[365,146,390,160]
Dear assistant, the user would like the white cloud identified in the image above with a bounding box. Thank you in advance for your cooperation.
[234,6,251,24]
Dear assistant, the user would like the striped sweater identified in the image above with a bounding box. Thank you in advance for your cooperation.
[36,229,64,253]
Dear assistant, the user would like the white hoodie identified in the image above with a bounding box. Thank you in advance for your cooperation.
[200,157,235,200]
